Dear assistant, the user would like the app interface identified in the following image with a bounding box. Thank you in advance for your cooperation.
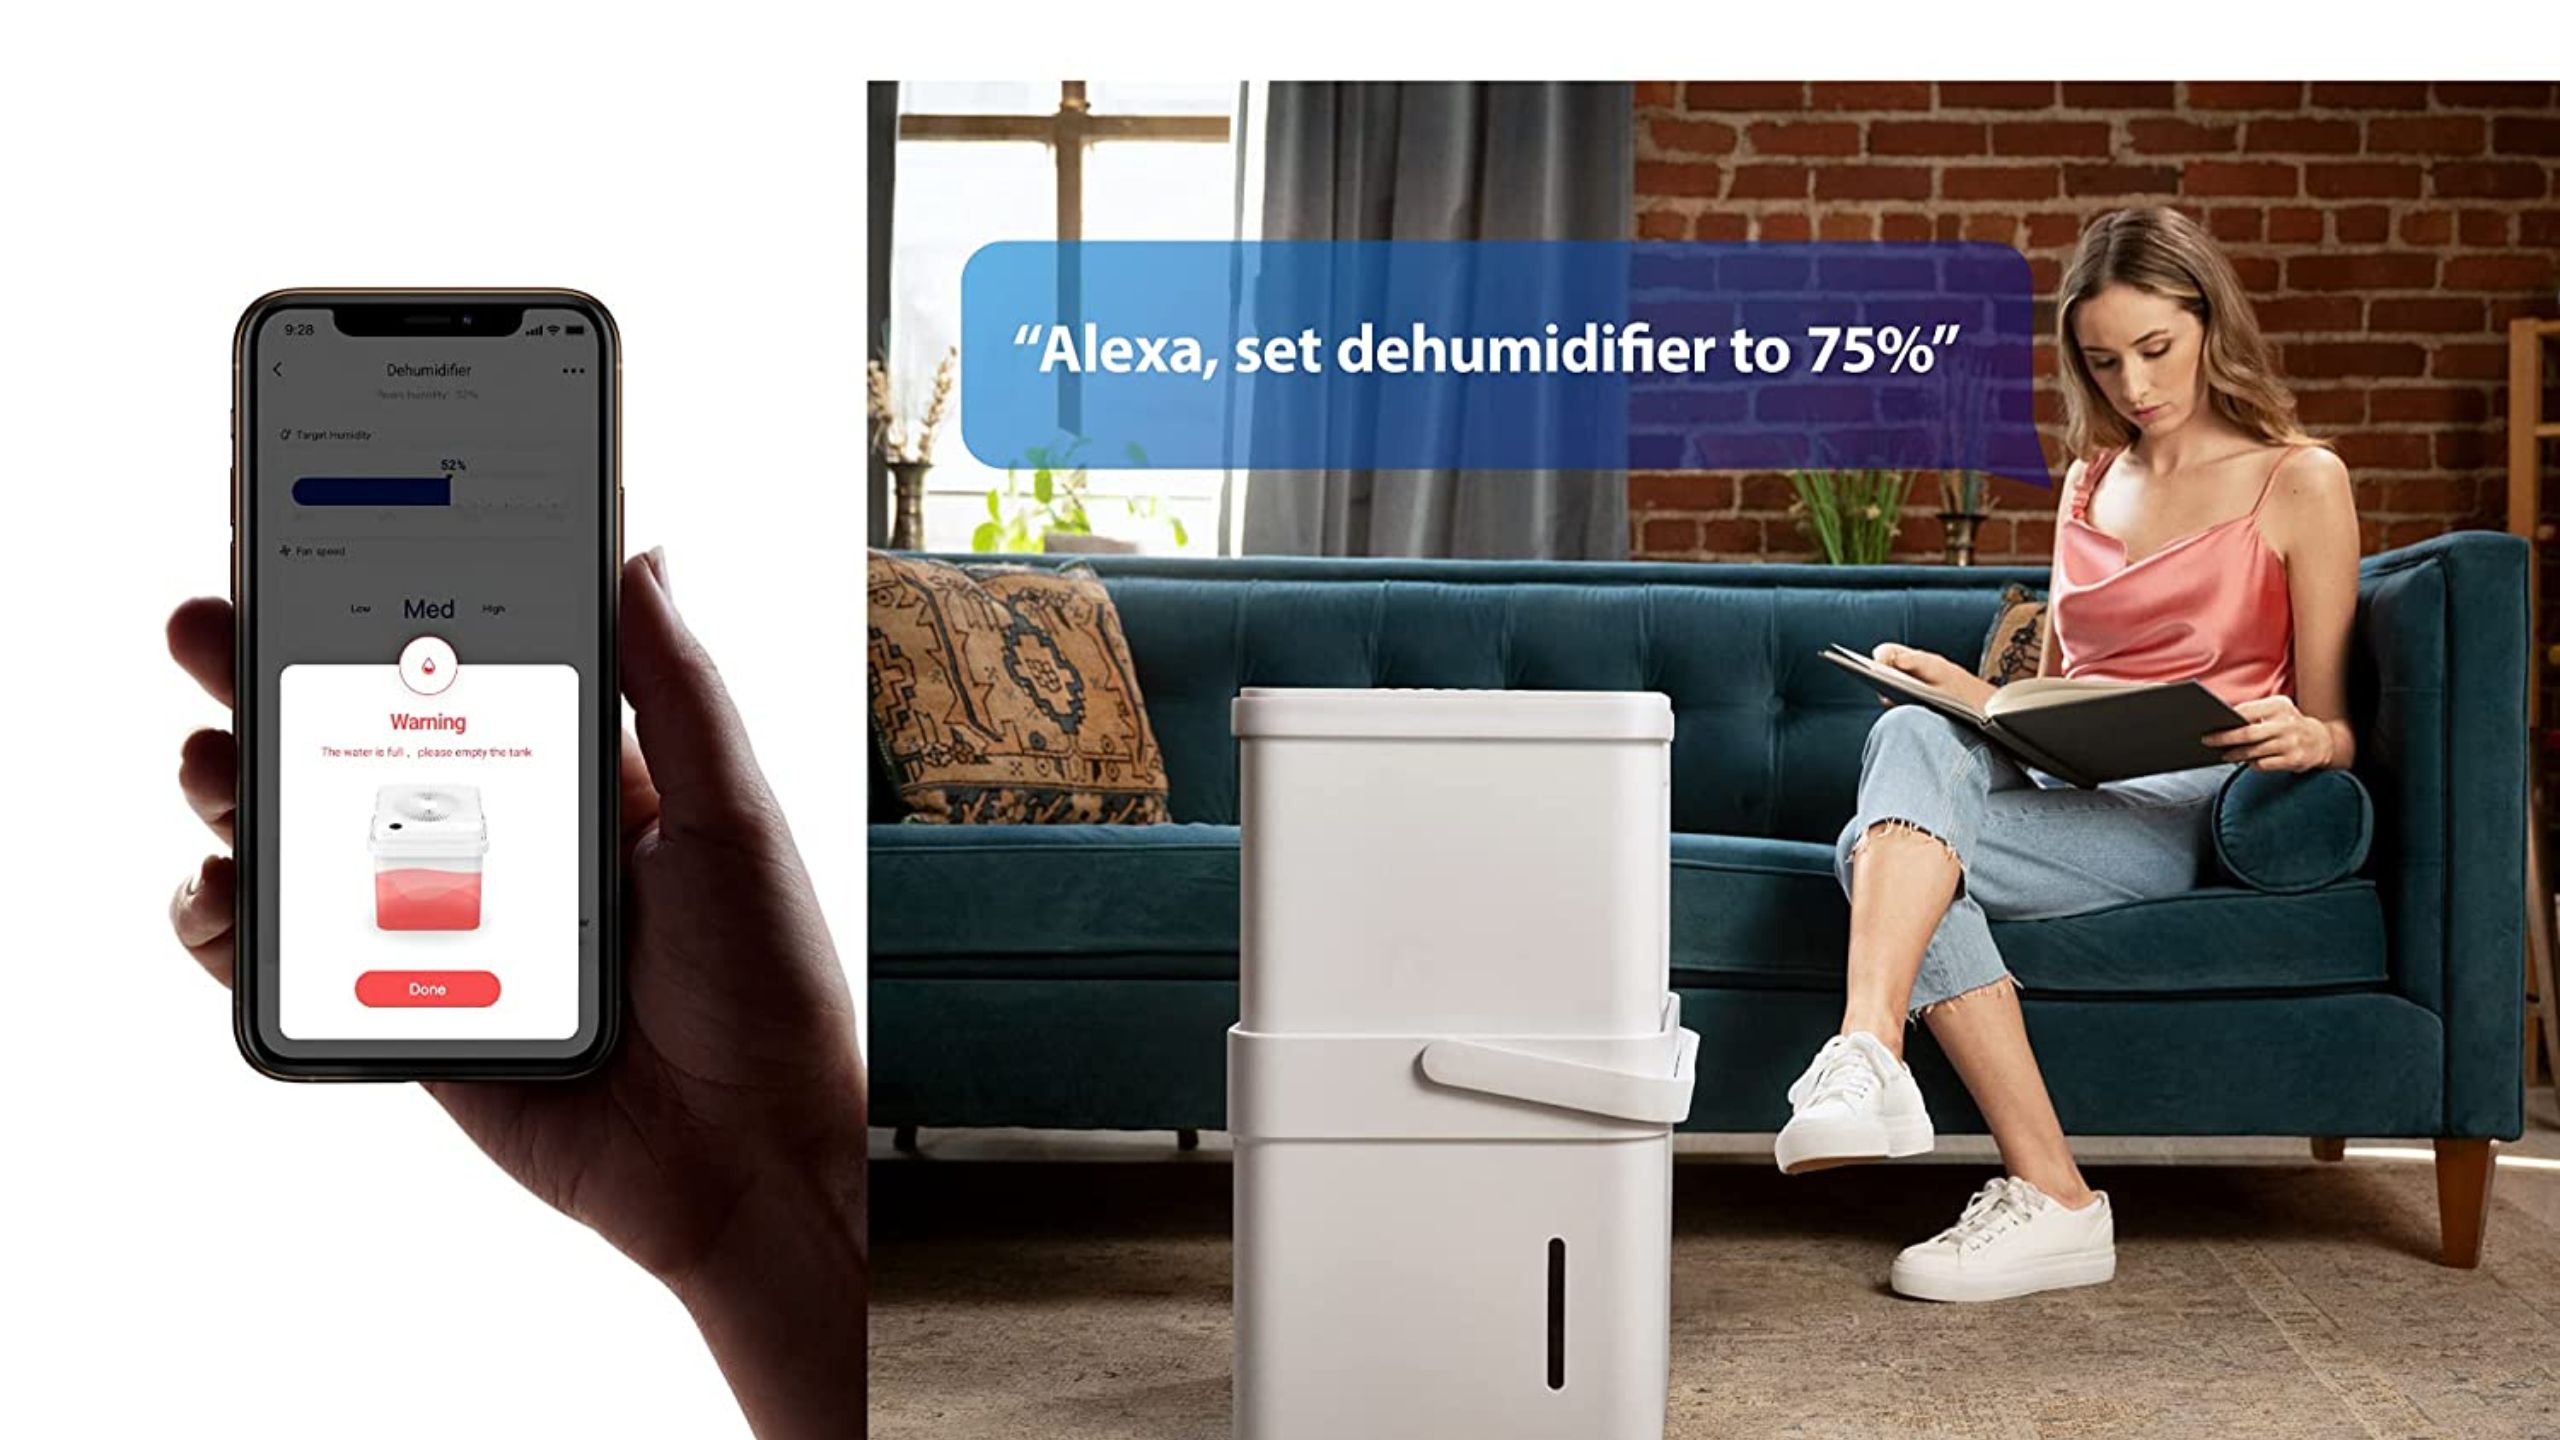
[250,306,605,1045]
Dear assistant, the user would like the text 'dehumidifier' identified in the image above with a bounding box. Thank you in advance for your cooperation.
[370,783,489,931]
[1228,688,1698,1440]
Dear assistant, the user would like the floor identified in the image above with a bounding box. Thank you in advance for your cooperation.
[871,1088,2560,1438]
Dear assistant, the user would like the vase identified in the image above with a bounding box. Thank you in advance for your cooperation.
[1937,509,1989,567]
[887,460,931,551]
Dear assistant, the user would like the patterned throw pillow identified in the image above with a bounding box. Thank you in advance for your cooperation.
[867,551,1172,824]
[1977,583,2049,687]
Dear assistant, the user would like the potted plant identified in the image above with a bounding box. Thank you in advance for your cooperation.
[972,437,1192,555]
[868,345,956,551]
[1786,468,1913,565]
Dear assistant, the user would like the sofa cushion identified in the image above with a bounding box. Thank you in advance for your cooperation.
[870,822,2389,996]
[867,979,2448,1135]
[870,823,1239,959]
[2210,766,2376,894]
[1668,833,2387,994]
[866,552,1171,824]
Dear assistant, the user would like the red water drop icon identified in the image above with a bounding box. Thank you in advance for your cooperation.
[422,658,436,674]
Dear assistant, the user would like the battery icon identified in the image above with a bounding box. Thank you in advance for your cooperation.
[565,324,587,335]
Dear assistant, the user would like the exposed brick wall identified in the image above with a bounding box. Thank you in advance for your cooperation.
[1628,79,2560,570]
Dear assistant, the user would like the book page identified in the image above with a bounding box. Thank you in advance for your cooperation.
[1982,675,2154,715]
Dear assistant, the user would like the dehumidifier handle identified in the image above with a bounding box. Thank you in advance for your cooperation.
[1417,1028,1699,1125]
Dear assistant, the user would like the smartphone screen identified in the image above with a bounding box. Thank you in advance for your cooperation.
[237,293,617,1074]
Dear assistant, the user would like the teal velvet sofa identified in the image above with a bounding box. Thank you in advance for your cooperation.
[869,531,2529,1264]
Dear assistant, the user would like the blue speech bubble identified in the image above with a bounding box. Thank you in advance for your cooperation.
[961,241,2047,485]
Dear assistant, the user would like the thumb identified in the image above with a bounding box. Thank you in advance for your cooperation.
[618,548,780,838]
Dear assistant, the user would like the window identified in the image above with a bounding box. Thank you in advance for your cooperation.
[888,81,1241,554]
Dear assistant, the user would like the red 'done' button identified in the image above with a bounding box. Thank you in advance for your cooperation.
[355,971,501,1008]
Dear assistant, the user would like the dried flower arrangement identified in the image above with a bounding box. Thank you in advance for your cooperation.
[868,346,956,464]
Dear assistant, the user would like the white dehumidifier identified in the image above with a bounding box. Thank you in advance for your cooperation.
[1228,687,1698,1439]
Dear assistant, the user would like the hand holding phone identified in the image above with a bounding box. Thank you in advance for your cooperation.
[167,554,867,1433]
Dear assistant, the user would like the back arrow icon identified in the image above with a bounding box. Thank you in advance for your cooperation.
[271,362,284,377]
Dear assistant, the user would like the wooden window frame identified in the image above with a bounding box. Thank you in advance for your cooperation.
[896,81,1239,548]
[898,81,1232,244]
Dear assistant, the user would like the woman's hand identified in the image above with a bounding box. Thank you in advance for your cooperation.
[2204,694,2338,773]
[1870,642,1995,711]
[165,551,864,1439]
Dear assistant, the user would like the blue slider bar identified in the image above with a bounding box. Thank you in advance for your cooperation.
[292,476,452,506]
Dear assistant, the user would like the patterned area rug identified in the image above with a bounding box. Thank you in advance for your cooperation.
[873,1154,2560,1438]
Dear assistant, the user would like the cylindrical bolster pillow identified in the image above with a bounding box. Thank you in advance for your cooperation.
[2209,766,2375,893]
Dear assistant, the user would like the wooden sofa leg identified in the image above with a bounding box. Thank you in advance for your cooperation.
[2435,1138,2495,1268]
[893,1125,920,1155]
[1177,1127,1201,1152]
[2311,1137,2346,1162]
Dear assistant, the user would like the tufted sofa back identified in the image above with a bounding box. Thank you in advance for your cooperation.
[922,554,2050,842]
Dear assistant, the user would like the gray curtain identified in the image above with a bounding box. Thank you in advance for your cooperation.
[1243,82,1632,560]
[867,81,899,548]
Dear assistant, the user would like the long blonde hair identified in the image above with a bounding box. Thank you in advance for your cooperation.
[2055,206,2323,462]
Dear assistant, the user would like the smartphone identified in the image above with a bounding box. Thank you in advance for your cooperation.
[232,290,620,1079]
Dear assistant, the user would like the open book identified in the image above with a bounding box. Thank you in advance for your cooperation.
[1820,643,2249,788]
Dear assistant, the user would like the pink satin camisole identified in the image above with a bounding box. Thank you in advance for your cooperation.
[2047,445,2297,707]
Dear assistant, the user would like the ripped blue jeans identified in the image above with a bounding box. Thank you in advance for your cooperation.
[1833,705,2243,1015]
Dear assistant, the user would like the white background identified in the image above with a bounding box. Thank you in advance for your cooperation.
[2,7,860,1436]
[281,664,578,1040]
[0,4,2524,1437]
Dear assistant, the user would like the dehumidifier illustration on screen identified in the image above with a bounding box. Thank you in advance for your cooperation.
[370,783,489,931]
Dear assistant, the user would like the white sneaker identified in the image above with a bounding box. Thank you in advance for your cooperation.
[1773,1031,1934,1174]
[1890,1176,2116,1303]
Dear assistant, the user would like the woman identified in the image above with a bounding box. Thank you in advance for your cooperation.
[1774,205,2364,1302]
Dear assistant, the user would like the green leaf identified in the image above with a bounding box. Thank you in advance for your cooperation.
[1171,516,1190,547]
[1125,440,1148,463]
[971,521,1000,552]
[1033,469,1054,504]
[985,489,1002,521]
